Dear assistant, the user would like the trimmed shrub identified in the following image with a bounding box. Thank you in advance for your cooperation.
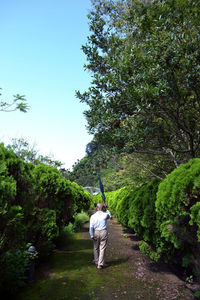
[92,190,118,213]
[0,143,93,294]
[190,202,200,241]
[33,164,75,228]
[139,241,160,262]
[29,208,59,258]
[156,158,200,275]
[115,186,136,228]
[71,182,91,213]
[128,179,160,244]
[107,189,123,214]
[1,248,29,294]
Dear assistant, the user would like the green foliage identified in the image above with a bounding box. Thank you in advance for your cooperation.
[156,158,200,273]
[0,88,29,113]
[2,206,26,251]
[139,241,160,262]
[71,182,91,213]
[94,160,200,277]
[55,223,74,248]
[30,208,59,257]
[33,164,75,228]
[1,248,29,293]
[186,275,194,284]
[69,140,114,188]
[115,186,135,228]
[0,143,93,294]
[69,137,172,193]
[182,253,194,268]
[190,202,200,241]
[55,212,89,247]
[104,190,122,214]
[194,291,200,298]
[77,0,200,167]
[8,137,63,168]
[73,212,89,232]
[128,179,160,244]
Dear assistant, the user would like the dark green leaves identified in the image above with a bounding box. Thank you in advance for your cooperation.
[77,0,200,166]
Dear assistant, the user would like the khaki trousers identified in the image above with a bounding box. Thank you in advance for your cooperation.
[93,229,108,266]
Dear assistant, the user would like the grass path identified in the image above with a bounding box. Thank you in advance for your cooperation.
[17,218,193,300]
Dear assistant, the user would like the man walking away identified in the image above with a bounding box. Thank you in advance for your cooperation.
[89,203,112,269]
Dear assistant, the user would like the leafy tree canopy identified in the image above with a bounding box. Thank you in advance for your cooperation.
[77,0,200,168]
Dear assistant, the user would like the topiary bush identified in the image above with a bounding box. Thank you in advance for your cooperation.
[189,201,200,241]
[71,182,92,214]
[115,186,136,228]
[0,143,94,294]
[92,190,118,214]
[29,208,59,258]
[106,189,123,215]
[139,240,160,262]
[1,248,29,294]
[155,158,200,276]
[128,179,160,244]
[33,164,75,229]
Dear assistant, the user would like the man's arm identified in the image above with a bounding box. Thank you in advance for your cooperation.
[89,216,94,238]
[104,203,112,219]
[106,210,112,219]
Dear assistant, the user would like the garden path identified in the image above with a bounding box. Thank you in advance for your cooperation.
[17,217,195,300]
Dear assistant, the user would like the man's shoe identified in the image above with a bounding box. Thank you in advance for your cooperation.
[97,265,104,269]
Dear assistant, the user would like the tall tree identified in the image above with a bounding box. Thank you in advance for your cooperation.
[8,138,62,168]
[77,0,200,168]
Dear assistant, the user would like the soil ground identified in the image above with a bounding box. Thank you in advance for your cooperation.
[16,216,197,300]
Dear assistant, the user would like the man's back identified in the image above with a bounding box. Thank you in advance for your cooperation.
[89,203,111,269]
[90,210,111,231]
[89,206,111,238]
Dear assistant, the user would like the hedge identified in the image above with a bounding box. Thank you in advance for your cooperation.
[93,160,200,278]
[0,143,93,295]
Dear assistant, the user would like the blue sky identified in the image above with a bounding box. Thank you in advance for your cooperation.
[0,0,93,169]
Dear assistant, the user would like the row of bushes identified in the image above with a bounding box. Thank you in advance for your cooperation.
[94,159,200,277]
[0,143,92,295]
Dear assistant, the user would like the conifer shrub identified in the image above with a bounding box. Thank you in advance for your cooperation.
[30,208,59,258]
[156,158,200,275]
[139,240,160,262]
[190,202,200,241]
[0,143,94,294]
[128,179,160,244]
[33,164,75,228]
[106,189,123,214]
[92,190,118,213]
[115,186,136,228]
[71,182,91,213]
[89,194,97,209]
[1,248,29,294]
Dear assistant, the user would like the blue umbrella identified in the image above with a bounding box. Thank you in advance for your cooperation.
[98,176,105,202]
